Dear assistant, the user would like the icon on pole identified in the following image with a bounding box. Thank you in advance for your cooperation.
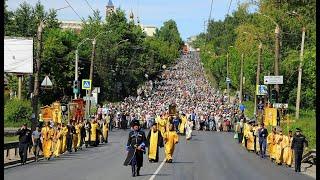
[82,79,92,90]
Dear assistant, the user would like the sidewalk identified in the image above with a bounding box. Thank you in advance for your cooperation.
[297,163,316,179]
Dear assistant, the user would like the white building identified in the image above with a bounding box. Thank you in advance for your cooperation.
[59,20,84,33]
[140,25,157,37]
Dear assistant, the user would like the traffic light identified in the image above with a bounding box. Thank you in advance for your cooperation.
[270,89,278,103]
[73,80,80,94]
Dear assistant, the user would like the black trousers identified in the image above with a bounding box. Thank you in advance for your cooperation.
[238,133,243,143]
[67,136,73,152]
[19,143,29,164]
[80,135,85,148]
[294,150,303,172]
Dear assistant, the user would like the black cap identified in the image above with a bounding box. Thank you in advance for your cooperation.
[152,122,158,126]
[23,123,27,126]
[131,120,140,127]
[296,128,301,132]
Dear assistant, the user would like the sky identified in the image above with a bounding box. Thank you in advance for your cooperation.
[7,0,249,41]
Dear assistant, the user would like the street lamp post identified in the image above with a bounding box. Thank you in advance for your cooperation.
[31,7,67,130]
[257,12,281,97]
[287,11,306,119]
[239,53,244,103]
[243,32,263,117]
[86,33,128,118]
[75,38,91,99]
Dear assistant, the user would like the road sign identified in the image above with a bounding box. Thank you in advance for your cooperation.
[273,103,288,109]
[92,87,100,93]
[83,96,95,101]
[256,85,268,95]
[226,77,231,83]
[82,79,91,90]
[41,75,53,87]
[264,76,283,84]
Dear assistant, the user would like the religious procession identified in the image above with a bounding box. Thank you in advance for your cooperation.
[16,111,110,165]
[16,55,308,177]
[234,120,308,173]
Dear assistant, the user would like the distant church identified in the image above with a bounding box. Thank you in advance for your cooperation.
[106,0,115,17]
[59,0,156,36]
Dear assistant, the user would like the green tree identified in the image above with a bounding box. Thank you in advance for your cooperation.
[156,19,183,53]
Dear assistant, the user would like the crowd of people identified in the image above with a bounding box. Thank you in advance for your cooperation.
[234,120,308,172]
[16,53,308,175]
[16,116,110,165]
[103,54,242,136]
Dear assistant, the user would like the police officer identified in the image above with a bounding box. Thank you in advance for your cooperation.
[124,120,146,177]
[258,122,268,158]
[16,123,32,165]
[291,128,308,172]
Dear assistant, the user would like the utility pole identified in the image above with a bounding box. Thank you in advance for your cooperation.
[295,27,306,119]
[18,75,22,99]
[254,42,262,117]
[74,49,79,99]
[32,20,44,130]
[227,53,230,104]
[87,38,97,116]
[274,25,280,96]
[239,53,244,103]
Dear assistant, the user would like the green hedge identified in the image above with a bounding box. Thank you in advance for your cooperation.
[4,98,32,127]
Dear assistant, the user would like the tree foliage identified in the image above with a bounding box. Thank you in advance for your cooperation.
[192,0,315,109]
[4,1,183,104]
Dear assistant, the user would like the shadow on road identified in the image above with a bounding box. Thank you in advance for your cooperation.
[172,161,194,164]
[139,173,171,177]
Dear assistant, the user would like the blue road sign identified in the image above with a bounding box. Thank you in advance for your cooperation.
[82,79,92,90]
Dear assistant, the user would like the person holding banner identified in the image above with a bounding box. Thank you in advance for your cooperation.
[41,122,54,160]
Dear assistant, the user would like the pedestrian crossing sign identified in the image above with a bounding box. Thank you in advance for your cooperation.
[82,79,92,90]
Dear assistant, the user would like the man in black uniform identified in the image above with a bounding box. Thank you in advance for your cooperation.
[124,120,146,177]
[291,128,308,172]
[16,123,32,165]
[66,121,76,152]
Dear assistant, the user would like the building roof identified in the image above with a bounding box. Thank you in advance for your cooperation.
[107,0,114,7]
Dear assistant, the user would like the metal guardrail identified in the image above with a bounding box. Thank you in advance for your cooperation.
[4,142,41,167]
[302,149,316,165]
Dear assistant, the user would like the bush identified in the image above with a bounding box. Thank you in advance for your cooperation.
[4,98,32,127]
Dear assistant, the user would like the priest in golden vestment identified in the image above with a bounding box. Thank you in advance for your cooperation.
[282,130,294,167]
[41,122,54,160]
[267,127,277,161]
[146,123,164,163]
[163,123,179,163]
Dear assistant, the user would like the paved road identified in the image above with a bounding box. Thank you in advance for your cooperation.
[4,130,314,180]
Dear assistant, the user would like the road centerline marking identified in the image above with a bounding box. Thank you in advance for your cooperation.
[148,158,166,180]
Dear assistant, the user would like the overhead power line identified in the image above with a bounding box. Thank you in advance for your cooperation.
[64,0,85,22]
[227,0,233,16]
[84,0,95,13]
[208,0,214,22]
